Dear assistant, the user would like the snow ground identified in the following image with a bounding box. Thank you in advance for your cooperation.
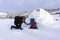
[0,14,60,40]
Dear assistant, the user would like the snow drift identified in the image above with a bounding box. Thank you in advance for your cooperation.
[0,12,7,18]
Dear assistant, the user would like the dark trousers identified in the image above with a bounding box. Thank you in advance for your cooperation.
[11,23,22,29]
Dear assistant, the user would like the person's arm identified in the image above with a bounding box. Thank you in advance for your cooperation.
[23,21,31,25]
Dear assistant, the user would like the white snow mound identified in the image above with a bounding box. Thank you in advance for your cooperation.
[26,8,56,26]
[0,12,7,17]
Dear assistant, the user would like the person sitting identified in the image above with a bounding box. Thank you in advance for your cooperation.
[25,18,38,29]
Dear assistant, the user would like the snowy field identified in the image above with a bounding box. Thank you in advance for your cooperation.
[0,14,60,40]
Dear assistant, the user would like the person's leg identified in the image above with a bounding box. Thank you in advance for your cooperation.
[11,24,20,30]
[30,25,38,29]
[19,23,23,30]
[15,24,20,29]
[11,26,16,30]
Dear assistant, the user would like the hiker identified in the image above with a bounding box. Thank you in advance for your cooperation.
[25,18,38,29]
[11,16,25,30]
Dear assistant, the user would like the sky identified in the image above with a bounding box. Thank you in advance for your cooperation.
[0,0,60,12]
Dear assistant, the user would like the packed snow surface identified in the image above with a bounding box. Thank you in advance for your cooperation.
[0,14,60,40]
[0,9,60,40]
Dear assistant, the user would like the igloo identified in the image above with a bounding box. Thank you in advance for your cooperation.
[25,8,56,26]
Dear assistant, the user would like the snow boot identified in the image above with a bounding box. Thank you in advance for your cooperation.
[19,27,23,30]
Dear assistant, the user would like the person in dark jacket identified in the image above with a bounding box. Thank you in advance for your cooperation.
[11,16,25,30]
